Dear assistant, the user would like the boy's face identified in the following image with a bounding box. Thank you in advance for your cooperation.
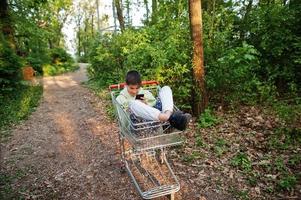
[127,84,140,96]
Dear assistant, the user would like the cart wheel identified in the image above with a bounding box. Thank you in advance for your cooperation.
[119,162,126,174]
[120,166,126,173]
[167,193,175,200]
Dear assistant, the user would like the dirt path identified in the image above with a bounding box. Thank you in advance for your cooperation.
[0,64,141,199]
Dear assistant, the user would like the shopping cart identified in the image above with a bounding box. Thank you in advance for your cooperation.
[109,81,184,200]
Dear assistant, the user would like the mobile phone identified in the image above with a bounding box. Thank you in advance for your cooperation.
[135,94,144,100]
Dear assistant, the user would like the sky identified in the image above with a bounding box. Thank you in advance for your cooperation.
[62,0,147,55]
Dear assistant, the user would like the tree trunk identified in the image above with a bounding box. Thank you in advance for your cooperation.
[151,0,157,24]
[91,14,94,36]
[77,25,81,57]
[96,0,100,32]
[144,0,149,22]
[114,0,125,31]
[112,0,117,32]
[125,0,131,25]
[83,19,88,56]
[240,0,253,40]
[189,0,208,116]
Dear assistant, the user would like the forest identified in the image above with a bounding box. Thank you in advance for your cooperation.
[1,0,301,199]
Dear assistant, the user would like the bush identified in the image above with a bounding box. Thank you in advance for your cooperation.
[42,48,77,76]
[49,47,73,64]
[0,33,22,93]
[89,20,192,110]
[43,63,78,76]
[197,108,219,128]
[26,51,50,75]
[0,84,43,135]
[206,43,260,104]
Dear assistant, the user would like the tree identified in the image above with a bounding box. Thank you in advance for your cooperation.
[112,0,117,32]
[144,0,150,22]
[96,0,100,32]
[114,0,125,31]
[0,0,15,49]
[151,0,157,24]
[189,0,207,116]
[125,0,131,25]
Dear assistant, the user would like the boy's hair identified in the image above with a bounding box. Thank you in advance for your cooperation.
[126,70,141,85]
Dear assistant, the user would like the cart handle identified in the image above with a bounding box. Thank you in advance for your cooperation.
[109,80,159,90]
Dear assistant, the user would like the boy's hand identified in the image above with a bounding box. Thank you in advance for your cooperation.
[139,97,147,104]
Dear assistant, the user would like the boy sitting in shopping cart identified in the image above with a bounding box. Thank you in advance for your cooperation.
[116,70,191,131]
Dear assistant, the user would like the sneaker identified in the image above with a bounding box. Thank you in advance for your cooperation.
[168,111,192,131]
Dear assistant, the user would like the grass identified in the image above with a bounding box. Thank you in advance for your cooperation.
[214,138,228,157]
[0,170,26,199]
[0,84,43,141]
[195,134,205,147]
[229,187,250,200]
[277,174,297,191]
[230,152,252,172]
[84,79,116,120]
[197,108,220,128]
[182,151,203,163]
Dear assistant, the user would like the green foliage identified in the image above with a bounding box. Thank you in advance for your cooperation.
[195,134,204,147]
[274,157,287,172]
[0,170,26,199]
[268,127,301,150]
[0,85,43,136]
[88,19,192,110]
[207,43,260,103]
[197,108,219,128]
[86,0,301,131]
[0,33,22,93]
[49,47,73,64]
[229,186,250,200]
[26,52,50,75]
[182,151,202,163]
[231,152,252,172]
[42,48,77,76]
[273,100,301,129]
[85,80,116,120]
[245,3,301,94]
[214,138,228,156]
[247,172,260,187]
[277,174,297,191]
[43,63,78,76]
[288,154,301,166]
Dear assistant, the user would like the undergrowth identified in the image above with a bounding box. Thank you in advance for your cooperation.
[0,84,43,141]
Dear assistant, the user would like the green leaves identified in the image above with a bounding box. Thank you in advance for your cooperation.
[231,152,252,172]
[0,33,22,92]
[197,108,219,128]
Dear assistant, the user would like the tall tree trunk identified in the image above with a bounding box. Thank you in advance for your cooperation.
[96,0,100,32]
[125,0,131,25]
[114,0,125,32]
[77,25,81,57]
[240,0,253,40]
[83,19,88,56]
[189,0,207,116]
[0,0,15,49]
[144,0,149,22]
[151,0,157,24]
[112,0,117,32]
[91,14,94,36]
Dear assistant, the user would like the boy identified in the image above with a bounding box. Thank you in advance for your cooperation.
[116,70,191,131]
